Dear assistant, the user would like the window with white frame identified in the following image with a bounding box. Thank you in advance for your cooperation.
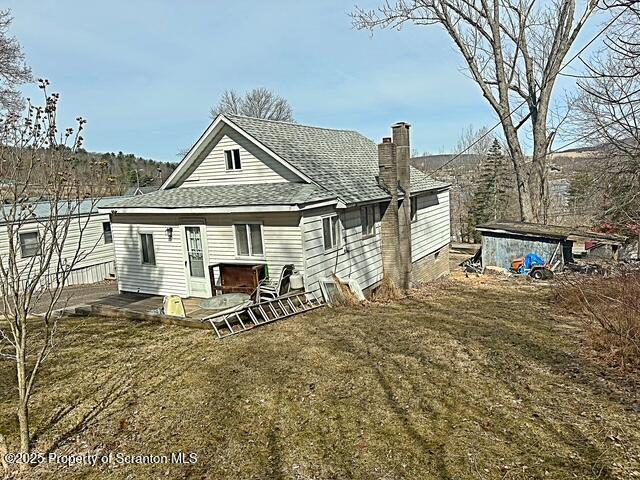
[140,233,156,265]
[225,149,242,170]
[19,231,40,258]
[103,222,113,244]
[322,215,341,250]
[361,205,375,237]
[410,196,418,223]
[235,223,264,256]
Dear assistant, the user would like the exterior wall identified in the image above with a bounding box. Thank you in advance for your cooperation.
[411,189,451,262]
[112,215,189,296]
[301,205,383,297]
[0,213,116,288]
[179,126,301,187]
[110,212,304,297]
[481,232,568,270]
[412,244,450,284]
[203,212,304,287]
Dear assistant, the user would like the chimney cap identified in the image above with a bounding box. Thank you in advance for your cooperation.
[391,121,411,129]
[382,137,392,143]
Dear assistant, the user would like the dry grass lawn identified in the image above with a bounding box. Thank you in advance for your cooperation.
[1,276,639,479]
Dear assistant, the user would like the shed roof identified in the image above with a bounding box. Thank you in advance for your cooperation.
[0,196,123,225]
[476,221,626,244]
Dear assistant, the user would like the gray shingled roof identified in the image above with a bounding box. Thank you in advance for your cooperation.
[225,114,449,204]
[105,183,335,209]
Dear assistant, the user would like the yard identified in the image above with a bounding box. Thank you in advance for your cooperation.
[1,276,639,479]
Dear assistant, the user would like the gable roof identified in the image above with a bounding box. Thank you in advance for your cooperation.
[223,114,448,204]
[158,114,448,208]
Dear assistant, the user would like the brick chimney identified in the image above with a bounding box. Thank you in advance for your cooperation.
[377,137,401,285]
[392,122,412,289]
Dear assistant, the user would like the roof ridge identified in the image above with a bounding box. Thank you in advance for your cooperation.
[224,113,362,135]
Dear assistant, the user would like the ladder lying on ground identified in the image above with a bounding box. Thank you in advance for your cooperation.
[202,291,324,339]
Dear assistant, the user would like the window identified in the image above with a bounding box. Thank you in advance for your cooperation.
[235,223,264,256]
[19,231,40,258]
[225,149,241,170]
[410,196,418,223]
[361,205,375,238]
[103,222,113,244]
[322,215,341,250]
[140,233,156,265]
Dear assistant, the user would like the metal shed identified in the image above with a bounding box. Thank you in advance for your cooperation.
[476,221,625,270]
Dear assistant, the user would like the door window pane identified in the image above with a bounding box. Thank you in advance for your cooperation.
[186,227,205,277]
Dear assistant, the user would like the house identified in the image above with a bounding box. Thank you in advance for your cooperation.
[1,197,120,287]
[476,221,626,270]
[100,115,451,299]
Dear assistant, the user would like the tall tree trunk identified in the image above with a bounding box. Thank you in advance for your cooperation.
[15,336,30,454]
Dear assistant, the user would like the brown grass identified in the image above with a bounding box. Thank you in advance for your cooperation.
[556,272,640,369]
[1,278,639,479]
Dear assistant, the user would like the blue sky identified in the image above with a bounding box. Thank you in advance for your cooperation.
[8,1,604,162]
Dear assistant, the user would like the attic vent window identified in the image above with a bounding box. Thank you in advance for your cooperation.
[225,149,241,170]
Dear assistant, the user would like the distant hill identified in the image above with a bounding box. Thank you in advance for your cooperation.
[411,154,484,172]
[74,149,177,195]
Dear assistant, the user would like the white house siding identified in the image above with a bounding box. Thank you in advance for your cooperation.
[111,212,304,297]
[411,190,451,262]
[203,212,304,284]
[179,126,301,187]
[302,205,383,297]
[111,215,188,297]
[0,213,116,289]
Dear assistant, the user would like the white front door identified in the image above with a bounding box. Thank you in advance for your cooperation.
[183,225,211,298]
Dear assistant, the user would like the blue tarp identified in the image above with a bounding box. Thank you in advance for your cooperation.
[524,253,545,270]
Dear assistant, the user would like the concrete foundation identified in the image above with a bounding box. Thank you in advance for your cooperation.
[412,244,450,284]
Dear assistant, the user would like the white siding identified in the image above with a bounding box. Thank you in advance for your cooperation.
[112,216,188,297]
[0,213,116,288]
[411,190,451,262]
[111,212,304,297]
[302,206,383,296]
[179,127,301,187]
[205,212,304,281]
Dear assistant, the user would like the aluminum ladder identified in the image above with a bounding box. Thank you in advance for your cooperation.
[203,291,324,339]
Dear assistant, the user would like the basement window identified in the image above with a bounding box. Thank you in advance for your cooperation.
[235,223,264,256]
[103,222,113,244]
[322,215,341,251]
[225,149,242,170]
[19,231,41,258]
[361,205,375,238]
[140,233,156,265]
[410,196,418,223]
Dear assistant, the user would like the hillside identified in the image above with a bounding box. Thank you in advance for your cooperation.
[75,149,177,195]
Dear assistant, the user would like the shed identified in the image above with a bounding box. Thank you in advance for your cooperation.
[476,221,625,270]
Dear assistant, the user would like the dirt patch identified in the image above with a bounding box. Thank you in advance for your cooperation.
[1,277,639,479]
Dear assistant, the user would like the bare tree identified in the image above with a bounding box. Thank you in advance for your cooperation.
[352,0,601,223]
[210,87,294,122]
[0,9,32,114]
[0,80,109,457]
[572,2,639,230]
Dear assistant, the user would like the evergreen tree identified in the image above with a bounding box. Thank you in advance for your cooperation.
[467,139,511,239]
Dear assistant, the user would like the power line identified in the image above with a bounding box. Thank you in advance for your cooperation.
[427,5,629,177]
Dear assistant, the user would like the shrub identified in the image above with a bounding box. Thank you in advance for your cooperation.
[556,272,640,368]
